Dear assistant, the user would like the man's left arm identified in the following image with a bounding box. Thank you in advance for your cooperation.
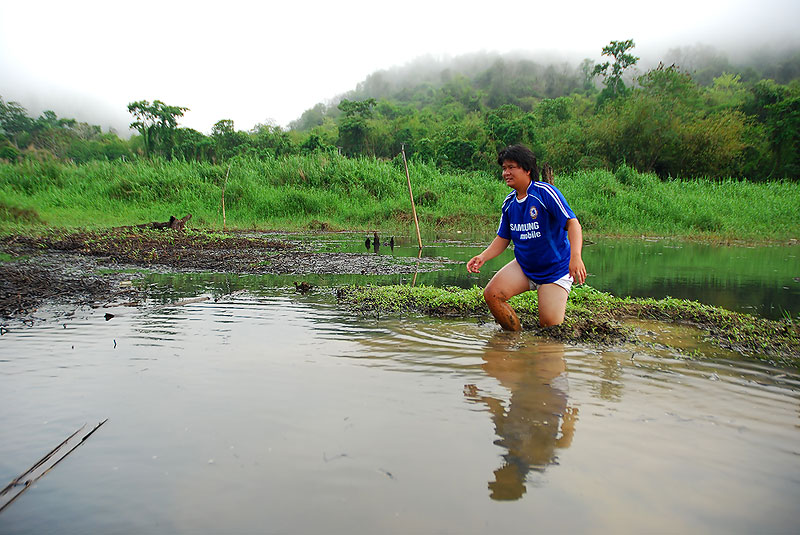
[566,218,586,284]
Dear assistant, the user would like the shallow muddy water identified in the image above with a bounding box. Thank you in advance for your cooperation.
[1,235,799,533]
[1,286,799,533]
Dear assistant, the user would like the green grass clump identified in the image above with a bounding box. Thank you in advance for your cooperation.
[336,284,487,316]
[336,284,800,367]
[1,156,798,241]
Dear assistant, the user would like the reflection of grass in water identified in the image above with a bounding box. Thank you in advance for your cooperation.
[337,284,800,368]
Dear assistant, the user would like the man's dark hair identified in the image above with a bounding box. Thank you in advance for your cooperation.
[497,144,539,180]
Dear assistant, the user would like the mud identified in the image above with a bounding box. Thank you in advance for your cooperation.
[0,229,453,320]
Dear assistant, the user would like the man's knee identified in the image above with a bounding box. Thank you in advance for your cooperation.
[537,284,568,327]
[483,284,499,302]
[484,284,512,305]
[539,314,564,327]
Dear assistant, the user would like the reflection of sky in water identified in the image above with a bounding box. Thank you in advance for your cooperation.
[1,295,799,533]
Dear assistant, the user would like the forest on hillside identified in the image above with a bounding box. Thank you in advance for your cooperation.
[2,41,799,180]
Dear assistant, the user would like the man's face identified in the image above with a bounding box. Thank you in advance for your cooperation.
[501,160,531,190]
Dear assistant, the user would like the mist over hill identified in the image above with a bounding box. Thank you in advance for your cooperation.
[2,36,798,138]
[289,42,800,131]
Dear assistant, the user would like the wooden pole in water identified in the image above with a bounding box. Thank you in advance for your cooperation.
[401,145,423,251]
[221,164,231,230]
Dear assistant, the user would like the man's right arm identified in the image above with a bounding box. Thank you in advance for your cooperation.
[467,236,510,273]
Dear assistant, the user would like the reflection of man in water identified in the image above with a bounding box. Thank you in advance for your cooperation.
[465,334,577,501]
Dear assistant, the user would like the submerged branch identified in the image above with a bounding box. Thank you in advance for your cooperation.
[0,419,108,514]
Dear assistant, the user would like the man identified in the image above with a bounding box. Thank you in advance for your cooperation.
[467,145,586,330]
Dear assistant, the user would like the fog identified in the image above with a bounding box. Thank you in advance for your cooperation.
[1,0,798,136]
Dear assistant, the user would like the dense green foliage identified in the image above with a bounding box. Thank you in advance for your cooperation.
[1,41,800,181]
[1,156,797,242]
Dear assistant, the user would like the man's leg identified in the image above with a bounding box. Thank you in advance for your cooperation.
[483,259,531,331]
[537,283,569,327]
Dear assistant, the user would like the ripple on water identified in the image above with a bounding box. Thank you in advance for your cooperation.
[1,291,799,534]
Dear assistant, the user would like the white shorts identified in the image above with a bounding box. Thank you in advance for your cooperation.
[529,272,574,293]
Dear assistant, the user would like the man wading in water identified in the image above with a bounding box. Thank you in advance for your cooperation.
[467,145,586,330]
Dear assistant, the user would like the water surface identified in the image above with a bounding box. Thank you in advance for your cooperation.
[1,235,799,533]
[1,287,798,533]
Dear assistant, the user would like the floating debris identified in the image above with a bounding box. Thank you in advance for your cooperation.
[294,281,313,294]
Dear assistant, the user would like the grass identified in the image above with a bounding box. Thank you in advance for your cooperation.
[336,284,800,368]
[1,156,798,242]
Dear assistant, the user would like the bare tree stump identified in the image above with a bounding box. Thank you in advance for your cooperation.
[135,214,192,231]
[541,163,555,185]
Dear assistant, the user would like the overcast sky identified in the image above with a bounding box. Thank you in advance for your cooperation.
[2,0,798,135]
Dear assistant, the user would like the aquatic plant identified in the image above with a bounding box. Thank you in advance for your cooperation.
[337,284,800,368]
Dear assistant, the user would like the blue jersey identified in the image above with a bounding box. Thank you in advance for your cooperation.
[497,181,577,283]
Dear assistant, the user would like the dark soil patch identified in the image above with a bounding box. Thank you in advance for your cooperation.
[0,228,454,320]
[0,255,139,319]
[0,229,294,272]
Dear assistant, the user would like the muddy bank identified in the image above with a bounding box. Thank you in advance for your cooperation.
[0,255,140,319]
[0,228,453,319]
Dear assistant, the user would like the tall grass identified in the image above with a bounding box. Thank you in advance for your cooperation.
[1,156,798,241]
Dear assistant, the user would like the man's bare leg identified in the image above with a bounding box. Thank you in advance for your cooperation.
[483,260,531,331]
[537,283,569,327]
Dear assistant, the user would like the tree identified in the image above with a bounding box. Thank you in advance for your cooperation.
[34,110,75,132]
[127,100,188,159]
[0,97,34,146]
[288,102,329,131]
[211,119,252,160]
[586,64,749,178]
[251,123,296,158]
[593,39,639,102]
[337,98,376,156]
[485,104,525,148]
[580,59,597,92]
[438,138,479,170]
[299,133,327,154]
[174,128,211,162]
[746,80,800,178]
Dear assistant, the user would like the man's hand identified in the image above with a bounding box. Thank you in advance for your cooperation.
[467,255,485,273]
[569,257,586,285]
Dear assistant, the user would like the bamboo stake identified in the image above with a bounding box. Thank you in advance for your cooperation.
[221,164,231,230]
[411,247,423,287]
[401,145,423,251]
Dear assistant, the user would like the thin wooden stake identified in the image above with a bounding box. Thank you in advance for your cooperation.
[221,164,231,230]
[401,145,423,251]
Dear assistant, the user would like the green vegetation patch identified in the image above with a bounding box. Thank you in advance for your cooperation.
[1,157,797,241]
[337,284,800,368]
[0,200,43,224]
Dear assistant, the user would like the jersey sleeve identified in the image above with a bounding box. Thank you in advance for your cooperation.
[538,183,576,228]
[496,196,512,239]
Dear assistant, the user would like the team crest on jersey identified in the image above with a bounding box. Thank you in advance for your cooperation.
[529,206,538,220]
